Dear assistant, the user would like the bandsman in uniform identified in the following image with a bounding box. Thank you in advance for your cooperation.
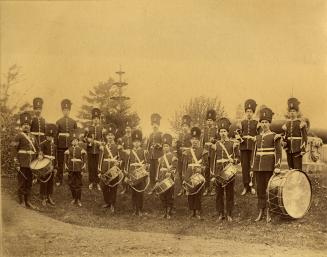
[201,109,218,196]
[39,123,58,206]
[251,107,282,223]
[236,99,259,195]
[146,113,163,194]
[176,115,192,196]
[213,118,240,222]
[117,119,133,194]
[125,129,150,216]
[155,133,178,219]
[282,97,308,171]
[64,128,87,207]
[85,108,104,191]
[56,99,77,186]
[31,97,46,145]
[183,127,208,219]
[12,112,39,209]
[98,123,122,213]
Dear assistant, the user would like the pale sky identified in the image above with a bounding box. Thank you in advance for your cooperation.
[1,0,327,134]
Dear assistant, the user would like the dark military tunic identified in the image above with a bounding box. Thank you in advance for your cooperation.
[147,131,163,186]
[30,116,46,145]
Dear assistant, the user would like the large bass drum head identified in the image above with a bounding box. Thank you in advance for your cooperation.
[283,170,312,219]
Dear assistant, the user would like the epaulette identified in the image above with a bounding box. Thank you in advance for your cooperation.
[282,124,287,131]
[274,134,282,141]
[202,149,209,156]
[300,120,307,129]
[64,149,69,154]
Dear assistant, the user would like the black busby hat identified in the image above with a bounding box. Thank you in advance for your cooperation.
[105,123,117,136]
[206,109,217,121]
[181,115,192,127]
[33,97,43,110]
[61,99,72,110]
[131,129,142,141]
[287,97,300,112]
[244,99,257,112]
[259,107,274,123]
[91,108,101,119]
[217,117,231,132]
[162,133,173,146]
[151,113,161,125]
[190,127,201,139]
[20,112,32,125]
[45,123,58,137]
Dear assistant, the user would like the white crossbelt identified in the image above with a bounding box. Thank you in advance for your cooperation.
[256,152,275,156]
[31,132,45,136]
[18,150,36,154]
[59,133,70,137]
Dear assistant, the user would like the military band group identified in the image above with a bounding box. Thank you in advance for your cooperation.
[11,97,308,223]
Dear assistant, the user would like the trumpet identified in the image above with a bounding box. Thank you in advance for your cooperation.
[234,129,244,143]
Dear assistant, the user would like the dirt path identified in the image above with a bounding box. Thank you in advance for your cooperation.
[1,193,326,257]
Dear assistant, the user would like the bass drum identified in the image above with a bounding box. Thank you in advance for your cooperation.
[267,169,312,219]
[30,157,53,182]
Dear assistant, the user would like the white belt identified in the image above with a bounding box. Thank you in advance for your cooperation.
[71,158,82,162]
[31,132,45,136]
[243,135,255,139]
[179,147,191,150]
[18,150,36,154]
[257,148,274,151]
[44,155,55,160]
[188,163,202,167]
[59,133,70,137]
[288,137,302,140]
[216,159,230,163]
[256,152,274,156]
[130,163,143,167]
[104,158,117,162]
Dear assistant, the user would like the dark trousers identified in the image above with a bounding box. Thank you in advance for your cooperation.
[149,159,159,186]
[56,149,66,183]
[160,186,174,208]
[240,150,253,188]
[215,180,235,215]
[17,167,33,200]
[287,152,303,170]
[255,170,273,209]
[101,182,118,206]
[68,172,82,200]
[204,159,211,188]
[39,173,54,196]
[187,186,203,211]
[131,180,145,212]
[177,158,183,188]
[88,153,99,184]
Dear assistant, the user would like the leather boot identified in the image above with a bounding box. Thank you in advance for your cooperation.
[24,195,38,210]
[167,207,172,219]
[47,195,55,206]
[255,208,264,222]
[266,208,272,223]
[41,196,47,206]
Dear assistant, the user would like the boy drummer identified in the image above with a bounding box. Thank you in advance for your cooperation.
[64,129,87,207]
[125,129,150,216]
[212,118,240,222]
[183,127,208,219]
[39,123,58,206]
[155,133,178,219]
[251,107,282,222]
[98,123,122,213]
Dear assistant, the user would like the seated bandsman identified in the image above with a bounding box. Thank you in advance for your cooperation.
[213,118,240,222]
[98,123,121,213]
[155,133,178,219]
[39,123,58,206]
[251,107,282,223]
[183,127,208,219]
[31,97,46,145]
[11,112,39,209]
[282,97,308,171]
[64,128,87,207]
[126,129,150,216]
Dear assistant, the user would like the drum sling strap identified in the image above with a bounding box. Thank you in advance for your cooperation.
[21,132,37,153]
[163,154,172,170]
[129,150,149,193]
[190,148,202,165]
[217,141,232,159]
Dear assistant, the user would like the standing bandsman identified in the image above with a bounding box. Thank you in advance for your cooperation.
[85,108,104,191]
[282,98,308,171]
[236,99,259,195]
[251,107,282,223]
[147,113,163,194]
[64,128,87,207]
[176,115,192,196]
[39,123,58,206]
[56,99,77,186]
[11,112,39,209]
[213,118,240,222]
[201,109,218,196]
[31,97,46,145]
[117,119,133,194]
[126,129,150,216]
[183,127,208,219]
[155,133,178,219]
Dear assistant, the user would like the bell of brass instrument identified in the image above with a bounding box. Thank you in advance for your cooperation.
[234,129,244,143]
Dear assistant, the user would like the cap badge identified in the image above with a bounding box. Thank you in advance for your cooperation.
[263,112,266,117]
[248,104,251,108]
[25,116,28,121]
[193,131,196,136]
[290,103,293,108]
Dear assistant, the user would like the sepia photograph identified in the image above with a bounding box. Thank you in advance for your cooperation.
[1,1,326,256]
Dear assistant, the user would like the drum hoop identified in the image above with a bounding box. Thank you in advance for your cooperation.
[155,178,174,195]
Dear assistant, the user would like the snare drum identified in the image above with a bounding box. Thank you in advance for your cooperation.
[183,173,205,195]
[30,158,53,182]
[268,169,312,219]
[215,163,237,187]
[154,177,174,195]
[128,167,148,186]
[101,166,123,186]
